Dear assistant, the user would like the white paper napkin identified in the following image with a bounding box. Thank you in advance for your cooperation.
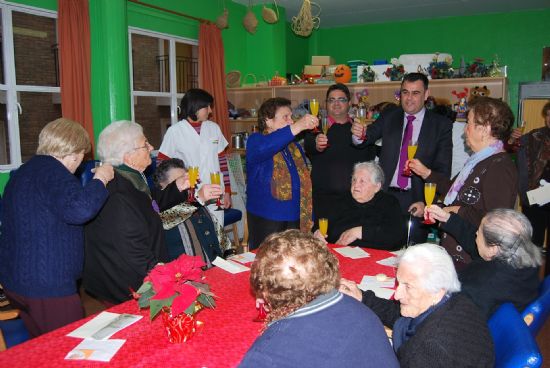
[212,256,250,273]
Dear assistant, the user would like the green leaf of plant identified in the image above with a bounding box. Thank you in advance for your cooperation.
[136,281,152,294]
[184,301,196,315]
[138,287,155,308]
[149,294,177,320]
[197,293,216,309]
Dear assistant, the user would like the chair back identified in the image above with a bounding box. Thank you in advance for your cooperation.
[522,275,550,337]
[0,309,29,351]
[489,303,542,368]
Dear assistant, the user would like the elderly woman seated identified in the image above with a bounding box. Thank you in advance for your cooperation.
[340,243,494,367]
[151,158,233,265]
[427,206,542,318]
[83,121,168,305]
[314,161,405,250]
[239,230,398,368]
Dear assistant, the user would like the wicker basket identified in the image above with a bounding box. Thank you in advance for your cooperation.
[226,71,241,88]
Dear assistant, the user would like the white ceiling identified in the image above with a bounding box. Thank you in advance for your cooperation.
[232,0,550,28]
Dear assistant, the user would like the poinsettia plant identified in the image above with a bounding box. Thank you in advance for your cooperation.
[134,254,215,320]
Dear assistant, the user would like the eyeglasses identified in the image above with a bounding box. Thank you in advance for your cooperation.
[327,97,349,104]
[132,140,151,152]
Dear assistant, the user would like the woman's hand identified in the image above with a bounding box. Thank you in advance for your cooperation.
[290,114,318,135]
[335,226,362,246]
[315,133,328,151]
[425,205,450,223]
[93,164,114,186]
[339,278,363,302]
[313,229,328,244]
[174,172,190,192]
[197,184,222,202]
[408,159,431,179]
[507,127,523,145]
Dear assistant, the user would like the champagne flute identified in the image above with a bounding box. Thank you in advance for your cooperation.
[357,104,368,140]
[403,139,418,176]
[422,183,437,224]
[319,218,329,237]
[310,98,320,133]
[187,166,199,202]
[321,115,330,148]
[210,171,223,211]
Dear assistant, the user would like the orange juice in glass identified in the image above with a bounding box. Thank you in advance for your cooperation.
[319,218,328,237]
[187,166,199,202]
[423,183,437,224]
[404,140,417,176]
[210,172,223,210]
[310,99,320,133]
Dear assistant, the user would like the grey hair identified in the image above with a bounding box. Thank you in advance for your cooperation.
[353,161,385,185]
[97,121,144,166]
[399,243,461,294]
[481,209,542,269]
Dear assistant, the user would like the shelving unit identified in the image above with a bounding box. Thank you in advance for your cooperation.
[227,77,508,134]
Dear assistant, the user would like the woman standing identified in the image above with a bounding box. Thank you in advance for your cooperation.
[158,88,230,226]
[246,97,318,249]
[0,118,114,336]
[409,97,517,266]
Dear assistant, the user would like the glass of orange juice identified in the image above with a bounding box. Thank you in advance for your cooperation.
[310,99,320,133]
[319,218,328,237]
[187,166,199,202]
[422,183,437,224]
[404,139,418,176]
[210,172,223,211]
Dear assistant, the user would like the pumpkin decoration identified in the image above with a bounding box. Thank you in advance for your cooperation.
[334,64,352,84]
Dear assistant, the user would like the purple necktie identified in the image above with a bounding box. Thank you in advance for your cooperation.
[397,115,415,189]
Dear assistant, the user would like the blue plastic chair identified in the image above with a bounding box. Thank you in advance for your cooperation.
[0,310,30,350]
[489,303,542,368]
[224,208,242,248]
[522,275,550,337]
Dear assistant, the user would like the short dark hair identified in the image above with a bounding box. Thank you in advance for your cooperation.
[257,97,292,133]
[152,158,185,189]
[469,97,514,141]
[542,101,550,118]
[325,83,351,101]
[180,88,214,121]
[402,72,429,90]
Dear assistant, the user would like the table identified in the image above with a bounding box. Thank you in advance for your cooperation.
[0,246,396,367]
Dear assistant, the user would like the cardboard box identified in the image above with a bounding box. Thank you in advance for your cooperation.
[311,56,335,66]
[303,65,325,76]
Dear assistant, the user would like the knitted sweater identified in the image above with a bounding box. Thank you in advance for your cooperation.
[0,155,108,298]
[362,292,494,368]
[240,291,399,368]
[246,126,307,221]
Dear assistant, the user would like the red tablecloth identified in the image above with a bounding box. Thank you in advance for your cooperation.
[0,246,396,367]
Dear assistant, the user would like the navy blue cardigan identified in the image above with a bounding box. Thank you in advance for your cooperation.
[0,155,108,298]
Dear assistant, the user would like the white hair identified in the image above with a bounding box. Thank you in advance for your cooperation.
[97,121,144,166]
[399,243,461,294]
[353,161,385,185]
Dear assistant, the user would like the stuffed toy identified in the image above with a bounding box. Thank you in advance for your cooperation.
[469,86,490,102]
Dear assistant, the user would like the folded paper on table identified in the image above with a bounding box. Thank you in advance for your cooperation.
[360,275,396,289]
[65,339,126,362]
[333,246,371,259]
[228,252,256,264]
[527,185,550,206]
[376,256,399,267]
[212,256,250,273]
[358,284,395,299]
[67,312,142,340]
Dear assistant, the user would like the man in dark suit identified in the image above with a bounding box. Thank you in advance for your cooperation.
[351,73,453,244]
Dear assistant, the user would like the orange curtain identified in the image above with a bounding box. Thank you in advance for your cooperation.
[58,0,94,152]
[198,23,231,147]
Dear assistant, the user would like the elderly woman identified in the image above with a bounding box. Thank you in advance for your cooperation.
[246,97,318,249]
[83,121,167,305]
[340,243,494,367]
[158,88,231,227]
[313,161,405,250]
[239,230,398,368]
[151,158,232,265]
[0,118,114,336]
[427,206,542,318]
[409,96,518,265]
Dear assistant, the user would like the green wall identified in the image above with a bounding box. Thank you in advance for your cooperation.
[313,9,550,119]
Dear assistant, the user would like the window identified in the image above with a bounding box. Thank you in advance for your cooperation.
[0,4,60,169]
[129,28,198,150]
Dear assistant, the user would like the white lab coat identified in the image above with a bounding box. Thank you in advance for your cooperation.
[159,119,228,225]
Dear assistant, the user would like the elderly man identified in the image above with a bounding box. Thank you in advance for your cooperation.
[352,73,453,244]
[340,243,494,367]
[304,83,376,224]
[239,230,398,368]
[314,161,405,250]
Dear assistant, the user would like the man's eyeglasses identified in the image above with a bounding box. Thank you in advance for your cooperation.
[327,97,349,104]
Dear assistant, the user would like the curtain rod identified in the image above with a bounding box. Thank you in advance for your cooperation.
[128,0,213,25]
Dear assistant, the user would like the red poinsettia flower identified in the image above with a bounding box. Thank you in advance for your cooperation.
[149,255,206,300]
